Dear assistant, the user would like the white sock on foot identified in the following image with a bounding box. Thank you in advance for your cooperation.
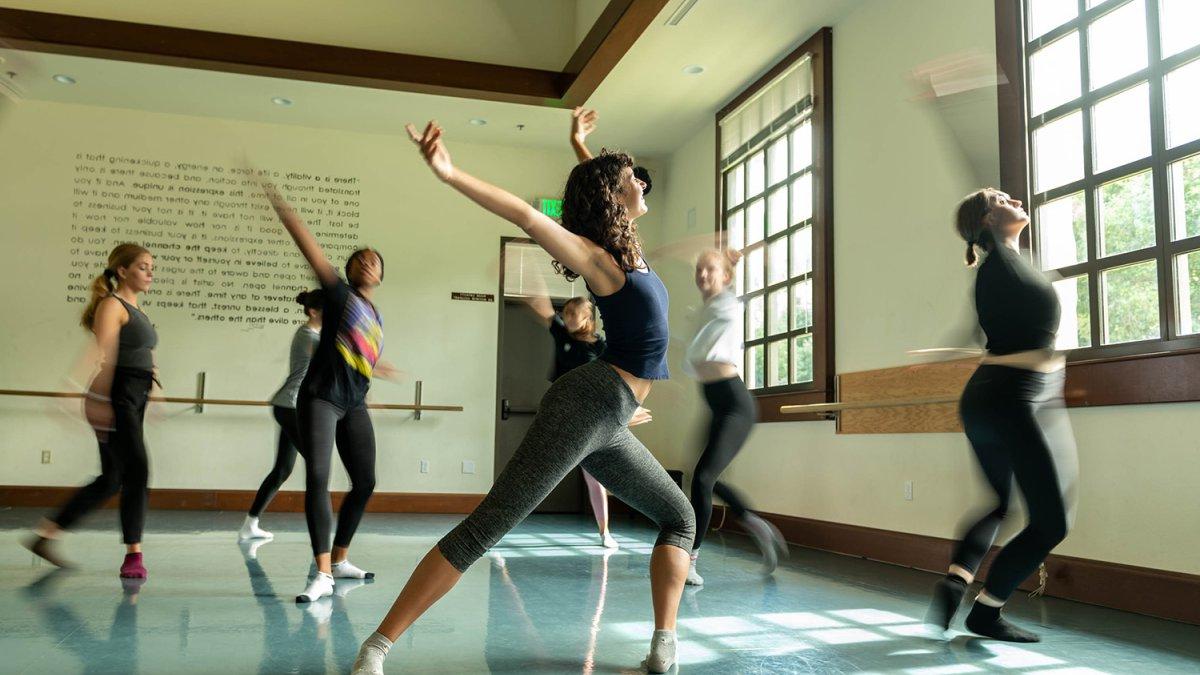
[645,629,677,673]
[685,553,704,586]
[296,572,334,603]
[332,559,375,579]
[352,631,393,675]
[238,515,273,541]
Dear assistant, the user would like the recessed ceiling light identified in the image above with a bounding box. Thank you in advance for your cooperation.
[271,97,293,107]
[682,65,705,75]
[469,118,487,126]
[53,74,76,85]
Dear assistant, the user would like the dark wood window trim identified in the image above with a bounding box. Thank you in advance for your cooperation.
[715,27,834,423]
[995,0,1200,408]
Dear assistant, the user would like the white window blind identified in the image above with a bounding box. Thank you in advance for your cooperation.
[720,56,813,167]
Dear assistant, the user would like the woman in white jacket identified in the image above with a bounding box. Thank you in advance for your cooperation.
[683,249,786,587]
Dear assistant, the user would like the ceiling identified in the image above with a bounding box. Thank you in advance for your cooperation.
[0,0,608,71]
[0,0,865,158]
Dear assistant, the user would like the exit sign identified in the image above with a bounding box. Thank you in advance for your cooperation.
[537,198,563,219]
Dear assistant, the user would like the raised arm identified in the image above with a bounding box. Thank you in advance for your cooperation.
[569,107,596,163]
[260,179,339,287]
[406,121,615,291]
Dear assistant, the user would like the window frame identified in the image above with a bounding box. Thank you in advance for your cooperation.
[997,0,1200,407]
[715,27,834,422]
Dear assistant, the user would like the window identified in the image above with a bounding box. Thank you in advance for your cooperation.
[716,28,832,419]
[1020,0,1200,357]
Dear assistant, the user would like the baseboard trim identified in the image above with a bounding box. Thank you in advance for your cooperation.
[713,506,1200,626]
[0,485,485,514]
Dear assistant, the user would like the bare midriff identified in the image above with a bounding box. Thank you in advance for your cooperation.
[608,362,654,404]
[690,361,739,384]
[980,348,1065,373]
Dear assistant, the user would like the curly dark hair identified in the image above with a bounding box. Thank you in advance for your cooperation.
[555,151,642,281]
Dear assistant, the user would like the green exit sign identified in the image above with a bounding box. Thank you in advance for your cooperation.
[537,198,563,219]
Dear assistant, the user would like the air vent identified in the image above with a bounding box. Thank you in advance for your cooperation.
[664,0,700,26]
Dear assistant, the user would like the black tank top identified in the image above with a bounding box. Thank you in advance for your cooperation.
[112,296,157,371]
[975,246,1060,354]
[588,265,670,380]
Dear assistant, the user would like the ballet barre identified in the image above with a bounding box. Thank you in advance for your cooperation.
[0,380,463,420]
[780,395,959,415]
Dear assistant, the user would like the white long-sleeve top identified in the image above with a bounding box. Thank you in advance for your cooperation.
[683,291,743,379]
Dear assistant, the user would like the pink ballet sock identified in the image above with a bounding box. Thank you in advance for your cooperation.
[119,552,147,579]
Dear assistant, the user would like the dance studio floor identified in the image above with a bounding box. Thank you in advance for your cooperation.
[1,509,1197,674]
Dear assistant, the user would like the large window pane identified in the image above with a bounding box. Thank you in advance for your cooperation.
[790,173,813,224]
[1029,0,1078,40]
[747,151,766,198]
[767,188,788,236]
[1169,153,1200,240]
[747,294,764,340]
[1165,58,1200,148]
[768,339,788,387]
[1088,0,1147,91]
[792,334,814,384]
[1034,111,1084,192]
[1099,170,1156,256]
[746,344,764,389]
[1030,32,1081,115]
[747,246,764,292]
[767,238,788,286]
[791,121,812,170]
[1053,274,1092,349]
[726,165,744,207]
[792,280,813,329]
[768,288,788,335]
[1176,249,1200,335]
[768,137,789,186]
[727,209,744,251]
[1102,259,1161,343]
[790,226,813,276]
[746,198,765,245]
[1038,192,1087,269]
[1160,0,1200,58]
[1092,82,1151,173]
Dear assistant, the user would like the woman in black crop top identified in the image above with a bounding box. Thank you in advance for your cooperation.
[351,121,694,675]
[926,189,1080,644]
[25,243,159,580]
[259,182,391,604]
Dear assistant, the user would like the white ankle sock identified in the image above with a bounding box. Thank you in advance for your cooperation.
[238,515,273,541]
[685,552,704,586]
[351,631,393,675]
[645,629,677,673]
[332,559,375,579]
[296,572,334,603]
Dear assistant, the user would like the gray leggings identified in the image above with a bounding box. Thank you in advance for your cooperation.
[439,360,695,572]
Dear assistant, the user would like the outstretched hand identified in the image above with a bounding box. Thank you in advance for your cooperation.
[571,107,597,145]
[405,121,454,182]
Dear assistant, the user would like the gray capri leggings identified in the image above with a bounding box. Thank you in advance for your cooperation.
[439,359,695,572]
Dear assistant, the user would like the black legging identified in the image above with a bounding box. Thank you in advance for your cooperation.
[248,406,305,517]
[690,376,756,551]
[953,365,1078,601]
[52,367,152,544]
[296,395,377,556]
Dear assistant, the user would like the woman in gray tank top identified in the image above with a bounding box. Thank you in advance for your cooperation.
[24,243,159,580]
[238,289,323,543]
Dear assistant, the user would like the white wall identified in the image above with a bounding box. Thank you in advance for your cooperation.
[645,0,1200,576]
[0,98,661,496]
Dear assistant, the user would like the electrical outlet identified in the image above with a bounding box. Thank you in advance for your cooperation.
[41,450,51,464]
[904,480,914,501]
[419,459,430,474]
[462,460,476,475]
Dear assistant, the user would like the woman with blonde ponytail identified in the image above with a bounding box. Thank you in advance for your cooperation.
[682,248,786,587]
[925,189,1078,643]
[24,242,158,580]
